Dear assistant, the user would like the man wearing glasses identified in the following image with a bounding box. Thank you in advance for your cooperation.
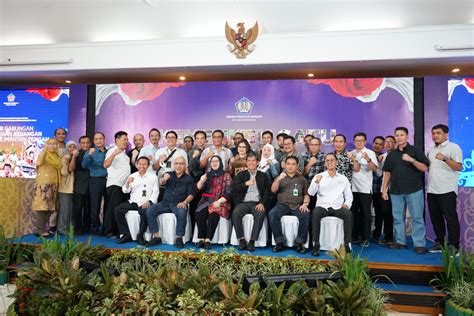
[200,129,233,172]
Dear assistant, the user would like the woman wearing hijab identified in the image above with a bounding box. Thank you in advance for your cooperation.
[57,140,77,235]
[195,155,233,249]
[257,144,280,181]
[32,138,62,237]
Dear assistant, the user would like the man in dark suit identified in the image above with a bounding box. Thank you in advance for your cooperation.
[232,152,270,251]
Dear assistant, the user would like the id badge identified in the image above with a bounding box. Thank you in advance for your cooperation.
[292,188,299,197]
[142,184,147,197]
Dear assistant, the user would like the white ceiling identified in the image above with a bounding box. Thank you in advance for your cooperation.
[1,0,473,46]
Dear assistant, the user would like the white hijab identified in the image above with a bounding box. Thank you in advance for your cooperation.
[258,144,278,172]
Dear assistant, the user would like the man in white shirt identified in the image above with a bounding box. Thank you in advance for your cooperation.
[309,152,353,256]
[427,124,463,253]
[350,132,378,247]
[103,131,131,237]
[200,129,233,172]
[138,128,161,173]
[154,130,188,186]
[115,157,159,245]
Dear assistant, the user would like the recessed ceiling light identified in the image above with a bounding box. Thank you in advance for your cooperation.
[307,73,315,78]
[179,76,186,81]
[451,68,460,73]
[65,80,71,84]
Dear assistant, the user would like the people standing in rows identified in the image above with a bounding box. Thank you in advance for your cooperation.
[146,156,194,248]
[200,130,233,172]
[427,124,463,254]
[82,132,108,235]
[229,139,251,176]
[280,136,304,174]
[382,127,429,254]
[377,136,395,245]
[138,128,161,174]
[128,133,144,174]
[32,139,61,237]
[103,131,131,237]
[232,153,270,251]
[70,136,91,235]
[57,141,77,235]
[195,155,233,249]
[350,132,378,247]
[309,153,353,256]
[269,156,311,254]
[303,137,326,210]
[115,157,159,245]
[332,134,359,184]
[371,136,385,243]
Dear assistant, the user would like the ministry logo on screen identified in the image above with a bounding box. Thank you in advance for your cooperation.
[227,97,261,122]
[235,97,254,114]
[3,93,19,106]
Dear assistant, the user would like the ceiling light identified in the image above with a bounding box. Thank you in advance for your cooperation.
[307,73,314,78]
[65,80,72,84]
[179,76,186,81]
[451,68,460,73]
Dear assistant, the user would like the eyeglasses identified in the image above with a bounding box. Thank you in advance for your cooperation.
[174,162,186,165]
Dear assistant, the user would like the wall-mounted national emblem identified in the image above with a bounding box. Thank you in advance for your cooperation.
[225,21,259,59]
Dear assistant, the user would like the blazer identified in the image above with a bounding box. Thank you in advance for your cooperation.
[233,169,270,206]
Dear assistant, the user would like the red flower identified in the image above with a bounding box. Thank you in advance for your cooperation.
[307,78,384,98]
[464,78,474,90]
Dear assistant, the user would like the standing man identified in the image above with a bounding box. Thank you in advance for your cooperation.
[427,124,463,253]
[138,128,161,173]
[378,136,396,244]
[382,127,429,254]
[188,130,207,228]
[103,131,131,237]
[350,132,378,247]
[200,130,233,172]
[54,127,68,157]
[280,136,305,174]
[269,156,311,254]
[371,136,385,242]
[70,136,91,235]
[182,136,194,153]
[154,130,188,185]
[303,134,315,153]
[128,133,144,174]
[303,137,326,210]
[275,132,287,159]
[332,134,360,185]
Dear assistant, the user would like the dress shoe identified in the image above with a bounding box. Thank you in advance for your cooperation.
[196,240,205,248]
[345,244,352,254]
[117,233,132,244]
[428,243,443,253]
[272,242,285,252]
[147,236,162,247]
[247,240,255,252]
[175,237,184,248]
[295,242,306,254]
[390,242,407,250]
[136,233,146,245]
[204,241,211,250]
[415,247,426,254]
[238,239,247,250]
[91,228,101,236]
[312,246,320,257]
[378,239,394,245]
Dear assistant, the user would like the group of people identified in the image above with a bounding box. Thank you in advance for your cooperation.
[31,124,463,256]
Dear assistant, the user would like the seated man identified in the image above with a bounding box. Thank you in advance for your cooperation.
[268,156,311,254]
[308,153,353,256]
[232,152,270,252]
[145,156,194,248]
[114,157,159,245]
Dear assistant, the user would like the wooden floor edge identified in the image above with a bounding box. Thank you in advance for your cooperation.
[385,290,446,297]
[388,303,444,314]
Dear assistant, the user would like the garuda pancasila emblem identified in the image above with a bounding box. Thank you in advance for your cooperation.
[225,21,259,59]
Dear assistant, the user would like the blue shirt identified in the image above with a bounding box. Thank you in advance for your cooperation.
[162,171,195,205]
[82,147,107,177]
[138,144,160,173]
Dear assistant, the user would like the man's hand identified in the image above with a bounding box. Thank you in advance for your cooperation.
[347,151,353,159]
[89,148,95,155]
[177,201,188,208]
[435,152,445,161]
[314,174,323,184]
[382,192,389,201]
[207,150,214,157]
[255,203,265,212]
[299,204,310,212]
[114,147,122,155]
[163,173,171,182]
[362,152,370,161]
[378,155,384,163]
[245,178,256,186]
[402,154,414,162]
[126,176,134,186]
[159,155,167,164]
[147,154,153,161]
[278,172,287,181]
[308,156,317,165]
[141,201,151,209]
[342,204,349,209]
[192,150,200,159]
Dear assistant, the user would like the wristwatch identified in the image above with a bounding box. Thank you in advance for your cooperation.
[442,157,448,162]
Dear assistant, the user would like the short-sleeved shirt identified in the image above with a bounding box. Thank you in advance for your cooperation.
[383,143,429,195]
[105,146,131,188]
[333,151,354,184]
[427,140,463,194]
[276,174,308,210]
[162,171,195,205]
[351,147,378,194]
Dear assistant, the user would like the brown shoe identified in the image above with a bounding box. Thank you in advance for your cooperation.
[389,242,407,250]
[415,247,426,254]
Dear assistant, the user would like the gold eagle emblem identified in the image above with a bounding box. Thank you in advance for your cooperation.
[225,21,259,59]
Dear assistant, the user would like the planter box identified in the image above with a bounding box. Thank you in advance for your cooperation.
[446,299,474,315]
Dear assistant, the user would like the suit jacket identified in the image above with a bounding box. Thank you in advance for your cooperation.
[73,150,90,195]
[233,169,270,207]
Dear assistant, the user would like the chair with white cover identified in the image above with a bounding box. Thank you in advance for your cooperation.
[192,217,232,244]
[271,215,310,248]
[125,210,151,241]
[230,214,268,247]
[318,216,345,251]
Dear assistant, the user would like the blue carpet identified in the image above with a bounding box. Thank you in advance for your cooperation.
[376,283,440,294]
[14,234,443,266]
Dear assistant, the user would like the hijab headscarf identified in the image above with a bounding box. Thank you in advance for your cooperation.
[205,155,224,191]
[258,144,278,172]
[44,138,62,183]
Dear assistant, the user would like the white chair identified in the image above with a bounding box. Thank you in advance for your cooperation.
[319,216,345,251]
[271,215,310,248]
[125,211,192,245]
[230,214,268,247]
[192,217,232,244]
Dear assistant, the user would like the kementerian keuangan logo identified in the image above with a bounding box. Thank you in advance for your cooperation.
[4,93,19,106]
[235,97,254,114]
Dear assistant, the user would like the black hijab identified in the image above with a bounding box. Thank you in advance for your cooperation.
[205,155,224,190]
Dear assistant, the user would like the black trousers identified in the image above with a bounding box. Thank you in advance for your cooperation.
[104,185,126,235]
[351,192,372,242]
[372,192,383,239]
[73,193,91,233]
[195,207,221,240]
[427,192,460,248]
[188,191,203,231]
[114,202,148,236]
[311,206,353,246]
[380,194,394,240]
[89,177,106,230]
[232,202,266,241]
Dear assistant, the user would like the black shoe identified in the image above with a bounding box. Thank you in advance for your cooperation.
[196,240,205,248]
[204,241,211,249]
[390,242,408,250]
[312,245,321,257]
[117,233,132,244]
[247,240,255,252]
[136,233,146,245]
[295,242,306,254]
[378,239,394,245]
[147,236,162,247]
[48,226,57,234]
[415,247,427,255]
[272,242,285,252]
[428,242,443,253]
[238,238,247,250]
[91,228,101,236]
[175,237,184,248]
[345,244,352,254]
[352,238,361,243]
